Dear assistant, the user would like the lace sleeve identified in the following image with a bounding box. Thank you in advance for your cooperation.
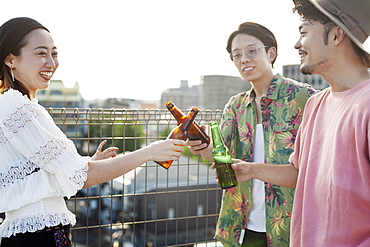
[2,95,89,196]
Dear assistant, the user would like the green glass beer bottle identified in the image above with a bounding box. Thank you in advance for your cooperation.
[210,121,238,189]
[155,107,199,169]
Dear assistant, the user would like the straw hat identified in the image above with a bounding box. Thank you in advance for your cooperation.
[309,0,370,67]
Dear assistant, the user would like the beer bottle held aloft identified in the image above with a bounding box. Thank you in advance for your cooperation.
[166,101,210,149]
[210,121,238,189]
[155,107,199,169]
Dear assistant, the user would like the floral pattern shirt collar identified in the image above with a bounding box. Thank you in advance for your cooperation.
[244,74,283,107]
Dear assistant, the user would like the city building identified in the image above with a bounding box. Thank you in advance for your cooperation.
[283,64,329,90]
[96,97,141,109]
[201,75,250,110]
[36,79,84,108]
[36,80,86,151]
[161,75,251,111]
[87,97,158,110]
[160,80,201,110]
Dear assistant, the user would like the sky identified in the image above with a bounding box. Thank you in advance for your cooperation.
[2,0,302,101]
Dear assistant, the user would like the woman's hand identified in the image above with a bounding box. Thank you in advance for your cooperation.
[146,139,186,162]
[91,140,119,161]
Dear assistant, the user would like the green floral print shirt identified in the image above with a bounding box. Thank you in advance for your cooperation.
[214,74,316,247]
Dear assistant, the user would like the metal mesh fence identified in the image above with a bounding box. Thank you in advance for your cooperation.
[45,107,224,247]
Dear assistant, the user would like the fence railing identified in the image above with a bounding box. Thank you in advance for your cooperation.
[48,107,224,247]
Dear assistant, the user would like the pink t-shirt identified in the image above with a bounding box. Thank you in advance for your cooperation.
[289,80,370,247]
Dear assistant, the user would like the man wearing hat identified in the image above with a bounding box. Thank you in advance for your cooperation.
[230,0,370,246]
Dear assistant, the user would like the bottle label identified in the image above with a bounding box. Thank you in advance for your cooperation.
[214,161,237,189]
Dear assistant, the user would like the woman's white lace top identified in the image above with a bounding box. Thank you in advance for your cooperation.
[0,89,90,238]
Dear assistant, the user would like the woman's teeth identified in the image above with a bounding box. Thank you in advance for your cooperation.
[40,71,52,79]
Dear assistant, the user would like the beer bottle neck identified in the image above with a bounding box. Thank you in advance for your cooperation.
[210,122,225,148]
[180,108,199,132]
[166,101,185,123]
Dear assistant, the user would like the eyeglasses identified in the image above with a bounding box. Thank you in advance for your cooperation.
[230,46,268,63]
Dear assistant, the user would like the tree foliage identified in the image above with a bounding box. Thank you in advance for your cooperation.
[89,116,145,152]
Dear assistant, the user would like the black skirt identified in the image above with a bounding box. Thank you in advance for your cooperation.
[0,224,71,247]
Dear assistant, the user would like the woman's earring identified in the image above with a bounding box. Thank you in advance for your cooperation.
[11,68,14,82]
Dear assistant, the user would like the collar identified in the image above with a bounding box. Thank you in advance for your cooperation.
[245,73,284,106]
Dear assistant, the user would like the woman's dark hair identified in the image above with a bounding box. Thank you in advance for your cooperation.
[226,22,278,67]
[0,37,31,98]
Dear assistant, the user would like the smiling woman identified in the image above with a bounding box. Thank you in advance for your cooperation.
[0,18,51,99]
[4,28,59,99]
[0,17,187,247]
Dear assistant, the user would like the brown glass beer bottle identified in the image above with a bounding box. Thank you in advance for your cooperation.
[165,101,210,149]
[156,107,199,169]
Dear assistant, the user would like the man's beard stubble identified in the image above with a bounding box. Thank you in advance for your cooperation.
[300,58,329,75]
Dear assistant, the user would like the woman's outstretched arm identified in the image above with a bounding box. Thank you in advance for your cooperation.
[83,139,186,188]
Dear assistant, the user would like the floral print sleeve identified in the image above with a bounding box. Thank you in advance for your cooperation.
[214,74,317,247]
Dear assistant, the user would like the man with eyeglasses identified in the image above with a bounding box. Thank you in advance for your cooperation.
[187,22,316,247]
[227,0,370,246]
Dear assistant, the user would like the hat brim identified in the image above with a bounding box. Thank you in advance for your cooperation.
[309,0,370,67]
